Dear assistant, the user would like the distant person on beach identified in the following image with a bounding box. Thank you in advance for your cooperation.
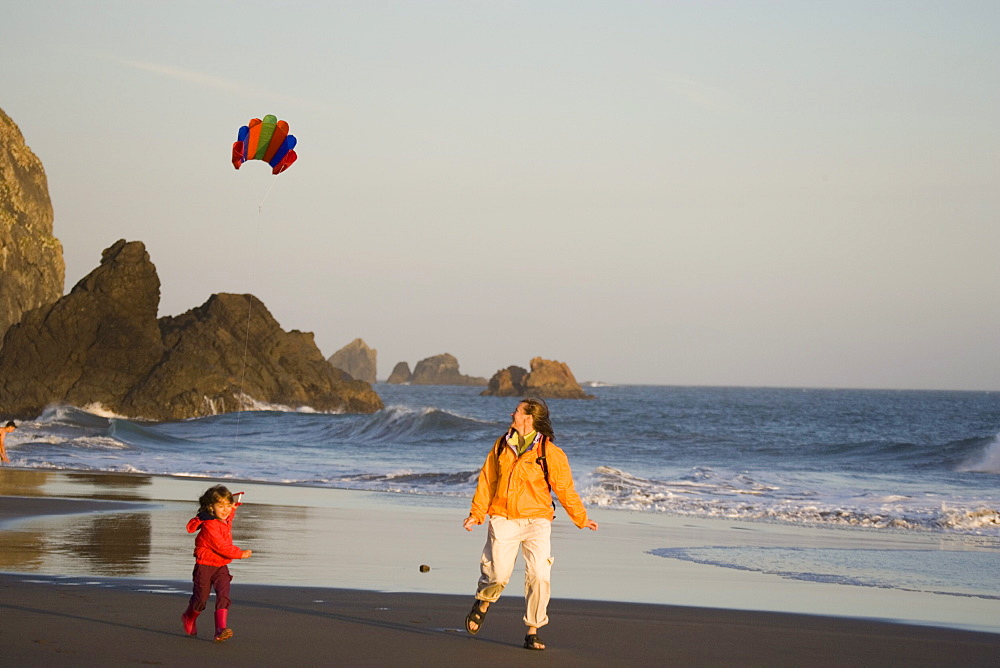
[1,420,15,464]
[181,485,252,642]
[463,398,598,651]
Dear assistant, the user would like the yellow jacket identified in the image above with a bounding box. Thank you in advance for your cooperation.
[469,433,590,528]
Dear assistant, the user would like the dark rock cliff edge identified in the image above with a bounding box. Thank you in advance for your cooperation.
[0,240,382,420]
[0,108,65,344]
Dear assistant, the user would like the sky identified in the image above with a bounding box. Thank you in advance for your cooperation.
[3,1,999,390]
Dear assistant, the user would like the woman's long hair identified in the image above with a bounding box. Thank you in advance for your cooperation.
[521,397,554,441]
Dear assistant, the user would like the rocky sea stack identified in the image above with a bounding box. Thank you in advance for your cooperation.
[0,240,382,420]
[328,338,377,384]
[386,361,412,384]
[410,353,486,386]
[482,357,594,399]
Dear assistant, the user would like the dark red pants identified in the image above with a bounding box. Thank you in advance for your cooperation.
[186,563,232,613]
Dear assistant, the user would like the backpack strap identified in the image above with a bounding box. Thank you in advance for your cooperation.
[536,436,552,494]
[495,432,508,457]
[536,436,556,512]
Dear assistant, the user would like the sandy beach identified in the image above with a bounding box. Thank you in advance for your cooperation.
[2,469,999,665]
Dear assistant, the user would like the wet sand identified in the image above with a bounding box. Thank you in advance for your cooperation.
[1,469,999,665]
[3,574,999,667]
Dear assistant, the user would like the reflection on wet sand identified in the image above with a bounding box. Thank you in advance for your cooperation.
[0,527,46,571]
[1,509,153,576]
[0,469,52,496]
[1,489,312,583]
[2,469,461,592]
[65,513,152,575]
[64,472,152,501]
[0,468,157,501]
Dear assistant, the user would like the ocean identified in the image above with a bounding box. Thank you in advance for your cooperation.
[7,384,999,537]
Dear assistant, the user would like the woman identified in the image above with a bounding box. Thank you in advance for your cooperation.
[463,397,598,651]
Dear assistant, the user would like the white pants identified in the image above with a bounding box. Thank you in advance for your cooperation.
[475,516,553,628]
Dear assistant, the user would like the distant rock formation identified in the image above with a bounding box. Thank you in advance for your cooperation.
[0,240,383,420]
[481,357,594,399]
[483,365,530,397]
[328,338,377,384]
[386,361,412,384]
[410,353,487,386]
[0,107,65,345]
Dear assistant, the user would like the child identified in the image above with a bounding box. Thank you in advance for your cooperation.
[181,485,252,642]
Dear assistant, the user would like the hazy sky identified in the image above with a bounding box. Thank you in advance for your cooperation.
[4,1,998,390]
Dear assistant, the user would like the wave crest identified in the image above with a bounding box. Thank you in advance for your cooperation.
[343,405,491,443]
[955,432,1000,474]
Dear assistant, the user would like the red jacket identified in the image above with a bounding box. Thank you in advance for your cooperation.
[186,508,244,566]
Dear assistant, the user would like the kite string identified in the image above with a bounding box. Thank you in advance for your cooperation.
[234,294,254,440]
[258,176,279,213]
[233,177,279,446]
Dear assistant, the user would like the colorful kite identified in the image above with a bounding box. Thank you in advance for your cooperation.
[231,115,297,174]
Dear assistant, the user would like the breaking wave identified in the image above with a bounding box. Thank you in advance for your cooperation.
[956,432,1000,474]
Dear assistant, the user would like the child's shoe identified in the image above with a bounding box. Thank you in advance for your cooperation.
[181,610,199,636]
[214,609,233,642]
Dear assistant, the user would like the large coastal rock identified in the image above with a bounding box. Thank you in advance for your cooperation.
[410,353,486,386]
[481,357,594,399]
[0,240,382,420]
[0,108,65,344]
[0,240,164,416]
[327,338,377,384]
[133,294,382,418]
[386,361,412,384]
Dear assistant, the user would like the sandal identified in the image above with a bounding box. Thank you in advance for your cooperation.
[465,599,489,635]
[524,633,545,651]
